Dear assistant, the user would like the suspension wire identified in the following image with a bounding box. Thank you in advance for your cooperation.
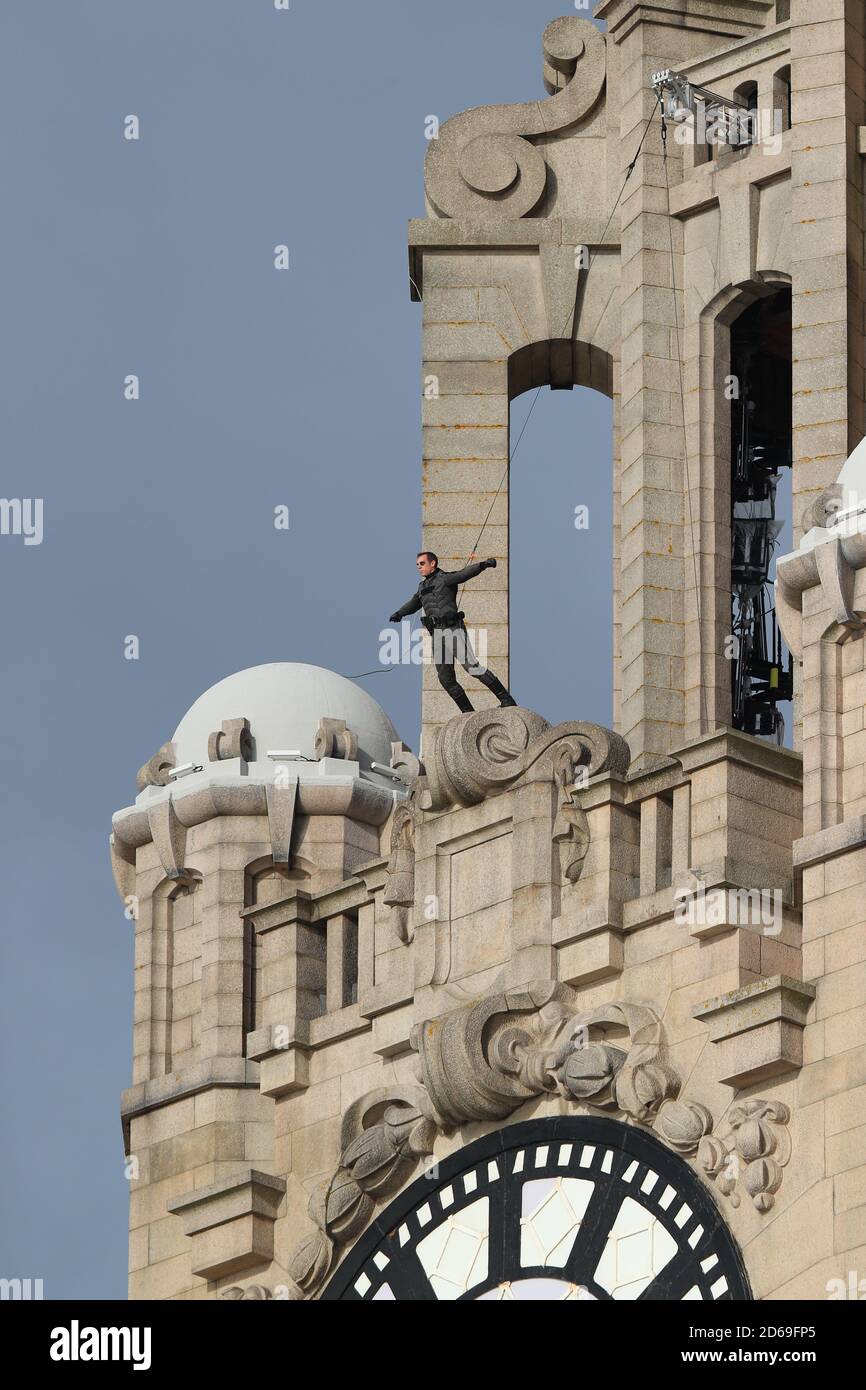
[660,106,710,739]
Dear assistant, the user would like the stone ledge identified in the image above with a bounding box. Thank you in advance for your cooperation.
[556,932,623,988]
[623,885,674,931]
[167,1169,286,1281]
[552,900,623,946]
[680,855,797,911]
[692,976,816,1088]
[408,216,618,301]
[674,880,799,943]
[358,973,413,1021]
[121,1059,260,1149]
[794,816,866,873]
[674,726,803,784]
[553,902,624,986]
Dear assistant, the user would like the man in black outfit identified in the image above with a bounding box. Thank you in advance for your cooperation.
[389,551,517,713]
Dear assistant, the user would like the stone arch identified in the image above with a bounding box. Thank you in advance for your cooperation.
[149,871,203,1079]
[506,337,617,723]
[416,241,621,745]
[683,274,792,741]
[508,339,614,400]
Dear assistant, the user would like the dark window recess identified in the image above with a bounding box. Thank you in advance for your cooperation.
[775,66,792,133]
[730,289,793,742]
[731,82,758,149]
[342,912,359,1008]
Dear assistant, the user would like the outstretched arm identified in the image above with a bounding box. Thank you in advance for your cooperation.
[444,558,496,586]
[389,593,422,621]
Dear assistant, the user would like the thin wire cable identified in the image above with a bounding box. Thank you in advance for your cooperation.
[661,109,709,739]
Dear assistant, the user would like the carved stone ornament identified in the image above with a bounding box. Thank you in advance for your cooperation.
[410,982,683,1128]
[389,739,423,787]
[424,17,606,222]
[136,741,175,792]
[775,437,866,656]
[221,1284,273,1301]
[420,707,630,813]
[284,1086,438,1301]
[314,717,358,762]
[281,980,784,1300]
[207,717,252,763]
[552,745,592,884]
[698,1099,791,1213]
[383,798,417,944]
[382,742,426,944]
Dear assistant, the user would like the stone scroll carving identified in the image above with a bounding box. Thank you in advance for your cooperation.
[314,718,358,762]
[207,717,252,763]
[283,981,789,1300]
[410,982,691,1132]
[421,707,630,813]
[389,740,423,787]
[425,17,606,222]
[698,1099,791,1213]
[136,741,175,792]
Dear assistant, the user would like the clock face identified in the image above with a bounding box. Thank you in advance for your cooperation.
[322,1117,751,1302]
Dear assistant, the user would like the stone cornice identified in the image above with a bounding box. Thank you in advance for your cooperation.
[120,1058,260,1150]
[776,522,866,657]
[595,0,772,44]
[114,772,397,846]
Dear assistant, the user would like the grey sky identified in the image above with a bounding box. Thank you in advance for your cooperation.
[0,0,616,1298]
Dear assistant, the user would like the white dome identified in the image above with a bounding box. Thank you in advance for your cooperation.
[172,663,398,773]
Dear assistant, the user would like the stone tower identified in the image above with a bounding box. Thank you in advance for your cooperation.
[114,2,866,1301]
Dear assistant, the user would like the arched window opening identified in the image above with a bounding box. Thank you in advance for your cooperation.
[774,65,792,133]
[729,289,793,744]
[507,351,613,730]
[150,873,203,1079]
[731,81,759,150]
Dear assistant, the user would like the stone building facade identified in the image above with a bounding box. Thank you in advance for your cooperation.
[112,1,866,1301]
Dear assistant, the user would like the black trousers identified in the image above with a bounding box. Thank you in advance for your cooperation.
[430,625,513,711]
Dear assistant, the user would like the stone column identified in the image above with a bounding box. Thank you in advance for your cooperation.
[778,536,866,1282]
[790,0,866,537]
[598,0,774,768]
[419,276,511,744]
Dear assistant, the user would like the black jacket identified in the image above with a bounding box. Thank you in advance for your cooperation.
[392,561,490,629]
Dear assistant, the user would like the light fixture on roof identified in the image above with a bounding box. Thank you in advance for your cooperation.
[370,762,407,783]
[168,762,204,781]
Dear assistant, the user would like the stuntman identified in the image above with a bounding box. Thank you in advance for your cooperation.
[390,551,517,713]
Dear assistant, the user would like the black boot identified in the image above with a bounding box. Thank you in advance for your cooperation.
[449,685,475,714]
[476,670,517,708]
